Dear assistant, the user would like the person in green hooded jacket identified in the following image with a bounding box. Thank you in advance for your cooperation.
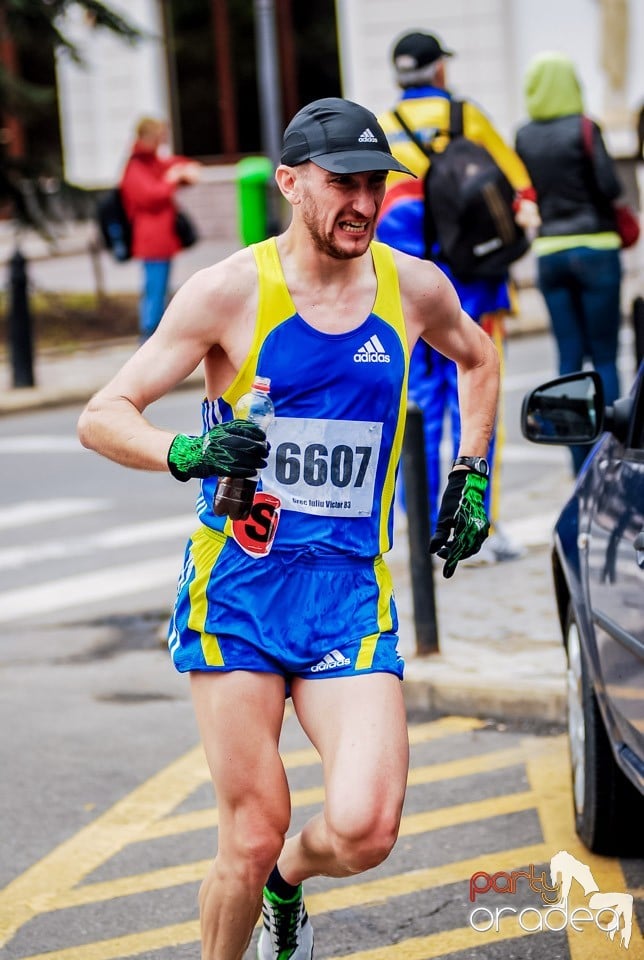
[515,51,624,474]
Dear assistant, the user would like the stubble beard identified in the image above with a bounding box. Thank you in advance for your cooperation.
[301,198,368,261]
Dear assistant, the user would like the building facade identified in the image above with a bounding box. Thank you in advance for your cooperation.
[54,0,643,257]
[56,0,171,188]
[335,0,643,158]
[55,0,342,189]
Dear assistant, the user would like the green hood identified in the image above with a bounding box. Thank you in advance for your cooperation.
[524,52,584,120]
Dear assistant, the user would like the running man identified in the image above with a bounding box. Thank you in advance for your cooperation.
[78,97,499,960]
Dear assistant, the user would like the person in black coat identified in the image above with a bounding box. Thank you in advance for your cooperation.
[515,52,625,474]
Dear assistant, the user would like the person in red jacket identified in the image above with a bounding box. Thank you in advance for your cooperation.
[120,117,201,339]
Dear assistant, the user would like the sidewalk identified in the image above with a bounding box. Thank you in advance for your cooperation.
[0,238,585,726]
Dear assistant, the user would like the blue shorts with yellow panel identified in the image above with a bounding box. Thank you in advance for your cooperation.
[168,527,403,680]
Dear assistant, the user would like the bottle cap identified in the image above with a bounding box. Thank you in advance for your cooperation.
[252,376,271,392]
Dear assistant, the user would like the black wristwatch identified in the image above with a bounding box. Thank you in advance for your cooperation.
[452,456,490,477]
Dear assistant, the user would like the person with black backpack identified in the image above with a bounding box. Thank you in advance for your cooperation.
[378,30,540,561]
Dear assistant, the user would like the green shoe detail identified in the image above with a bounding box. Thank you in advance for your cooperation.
[257,884,313,960]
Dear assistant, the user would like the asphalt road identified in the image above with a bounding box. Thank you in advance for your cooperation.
[0,330,642,958]
[2,709,643,960]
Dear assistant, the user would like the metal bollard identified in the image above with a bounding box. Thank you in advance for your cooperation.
[7,249,35,388]
[401,402,439,655]
[633,296,644,369]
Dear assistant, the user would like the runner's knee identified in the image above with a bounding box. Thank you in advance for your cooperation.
[217,826,286,889]
[217,800,289,887]
[326,807,400,874]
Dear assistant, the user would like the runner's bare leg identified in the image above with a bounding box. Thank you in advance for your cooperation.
[280,672,409,882]
[191,670,291,960]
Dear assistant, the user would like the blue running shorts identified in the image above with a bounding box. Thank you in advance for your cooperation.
[168,526,404,680]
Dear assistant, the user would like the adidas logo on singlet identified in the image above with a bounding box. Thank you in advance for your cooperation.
[354,334,391,363]
[311,649,351,673]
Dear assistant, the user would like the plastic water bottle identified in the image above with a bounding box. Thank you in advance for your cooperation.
[213,376,274,520]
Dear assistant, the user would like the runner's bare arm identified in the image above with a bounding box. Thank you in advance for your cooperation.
[395,250,500,457]
[77,250,257,471]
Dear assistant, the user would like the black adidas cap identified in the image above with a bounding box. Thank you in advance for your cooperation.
[281,97,414,176]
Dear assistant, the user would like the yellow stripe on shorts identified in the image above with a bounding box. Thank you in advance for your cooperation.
[187,527,227,667]
[356,557,395,670]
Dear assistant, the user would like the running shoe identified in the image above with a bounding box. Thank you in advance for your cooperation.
[257,884,314,960]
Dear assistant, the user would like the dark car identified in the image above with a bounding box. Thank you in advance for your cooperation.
[521,367,644,856]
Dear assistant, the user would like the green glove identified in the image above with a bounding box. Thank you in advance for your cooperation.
[429,469,490,579]
[167,420,268,482]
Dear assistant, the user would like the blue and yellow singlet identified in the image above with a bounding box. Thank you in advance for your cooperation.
[195,237,409,559]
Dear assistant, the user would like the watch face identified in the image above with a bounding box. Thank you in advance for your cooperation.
[455,456,489,476]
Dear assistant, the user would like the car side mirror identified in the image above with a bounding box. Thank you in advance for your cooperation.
[521,371,605,445]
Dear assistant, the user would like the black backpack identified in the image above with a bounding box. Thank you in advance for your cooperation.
[96,187,132,262]
[393,100,528,280]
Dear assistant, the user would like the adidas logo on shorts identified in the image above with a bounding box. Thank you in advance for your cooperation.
[311,649,351,673]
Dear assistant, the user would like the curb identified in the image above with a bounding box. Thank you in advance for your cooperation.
[0,387,94,415]
[401,663,567,724]
[0,343,204,415]
[0,367,204,415]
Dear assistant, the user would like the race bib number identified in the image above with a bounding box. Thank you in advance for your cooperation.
[261,417,382,517]
[232,492,281,558]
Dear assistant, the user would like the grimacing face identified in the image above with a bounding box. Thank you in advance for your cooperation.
[296,163,388,260]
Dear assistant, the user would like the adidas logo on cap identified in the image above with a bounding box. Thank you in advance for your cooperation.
[358,127,379,143]
[354,334,390,363]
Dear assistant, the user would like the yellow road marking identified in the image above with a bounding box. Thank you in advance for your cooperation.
[407,716,486,741]
[273,717,485,773]
[398,791,536,837]
[53,842,552,917]
[0,745,207,947]
[526,737,643,959]
[316,736,642,960]
[51,862,212,910]
[49,747,533,911]
[14,923,201,960]
[0,715,484,947]
[138,805,218,841]
[10,728,639,960]
[307,843,550,913]
[139,742,528,843]
[17,846,553,960]
[324,912,538,960]
[407,744,528,786]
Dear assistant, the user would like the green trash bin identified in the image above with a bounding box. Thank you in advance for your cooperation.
[236,156,273,246]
